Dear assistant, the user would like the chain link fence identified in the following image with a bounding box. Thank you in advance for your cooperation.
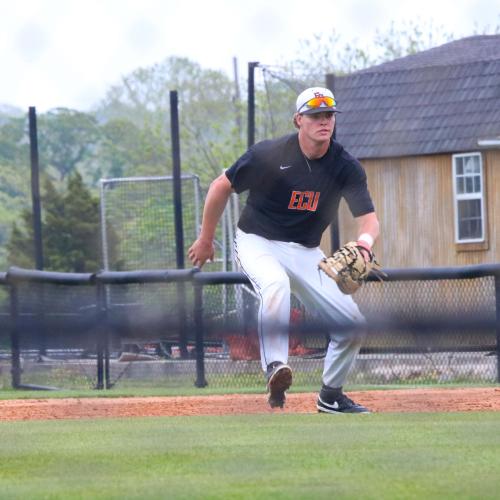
[0,266,498,392]
[0,276,100,390]
[197,275,498,389]
[100,175,202,271]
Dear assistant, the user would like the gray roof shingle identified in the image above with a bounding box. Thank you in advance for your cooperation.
[335,35,500,159]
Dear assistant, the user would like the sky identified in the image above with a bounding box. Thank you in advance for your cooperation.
[1,0,498,112]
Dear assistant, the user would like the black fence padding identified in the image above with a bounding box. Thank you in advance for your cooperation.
[9,281,100,348]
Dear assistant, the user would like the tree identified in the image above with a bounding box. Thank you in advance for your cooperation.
[96,118,142,179]
[0,116,28,166]
[6,211,36,269]
[38,108,100,181]
[7,173,106,272]
[96,57,245,186]
[95,116,172,181]
[372,20,455,63]
[287,20,457,81]
[0,104,23,125]
[45,172,101,272]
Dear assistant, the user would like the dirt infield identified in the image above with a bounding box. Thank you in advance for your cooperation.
[0,387,499,421]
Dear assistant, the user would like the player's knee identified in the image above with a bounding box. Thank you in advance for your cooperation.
[262,276,290,301]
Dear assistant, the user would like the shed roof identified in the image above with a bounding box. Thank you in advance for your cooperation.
[334,35,500,159]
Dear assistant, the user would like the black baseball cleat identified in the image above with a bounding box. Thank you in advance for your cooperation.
[317,393,371,414]
[266,362,292,409]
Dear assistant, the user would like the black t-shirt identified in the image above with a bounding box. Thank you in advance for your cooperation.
[225,133,374,247]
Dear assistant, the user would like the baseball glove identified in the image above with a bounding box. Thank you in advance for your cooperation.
[318,241,385,295]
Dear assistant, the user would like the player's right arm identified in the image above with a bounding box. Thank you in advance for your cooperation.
[188,173,234,267]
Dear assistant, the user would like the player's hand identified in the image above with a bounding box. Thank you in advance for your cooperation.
[356,240,372,262]
[188,238,215,268]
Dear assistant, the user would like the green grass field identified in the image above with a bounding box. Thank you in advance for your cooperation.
[1,382,496,401]
[0,412,499,499]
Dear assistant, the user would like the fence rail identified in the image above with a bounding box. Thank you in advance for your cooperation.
[1,264,499,390]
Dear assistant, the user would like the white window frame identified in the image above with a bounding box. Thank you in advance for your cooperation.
[452,152,486,244]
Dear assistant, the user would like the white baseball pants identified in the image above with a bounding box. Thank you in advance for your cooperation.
[234,229,365,389]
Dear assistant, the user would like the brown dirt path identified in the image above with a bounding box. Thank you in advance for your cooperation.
[0,388,499,421]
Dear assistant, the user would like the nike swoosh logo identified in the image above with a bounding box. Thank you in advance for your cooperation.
[320,398,339,410]
[280,165,293,170]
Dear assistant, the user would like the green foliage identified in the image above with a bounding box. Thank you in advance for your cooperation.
[0,104,23,124]
[0,164,31,261]
[96,118,143,179]
[6,172,106,272]
[6,214,35,268]
[96,114,175,182]
[38,108,101,181]
[96,56,243,183]
[373,19,455,62]
[254,76,298,142]
[46,172,101,271]
[288,30,371,80]
[0,117,31,268]
[0,116,28,166]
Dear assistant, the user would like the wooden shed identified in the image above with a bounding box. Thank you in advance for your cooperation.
[326,35,500,267]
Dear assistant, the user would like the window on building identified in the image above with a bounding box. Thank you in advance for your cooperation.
[452,153,485,243]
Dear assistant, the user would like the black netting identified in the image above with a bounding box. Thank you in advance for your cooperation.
[0,281,10,389]
[197,278,497,389]
[1,281,99,390]
[102,281,196,389]
[100,175,201,271]
[0,271,498,392]
[254,66,314,143]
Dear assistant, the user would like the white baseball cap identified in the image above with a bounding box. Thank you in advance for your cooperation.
[295,87,339,114]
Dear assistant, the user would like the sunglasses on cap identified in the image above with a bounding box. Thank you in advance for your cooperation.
[305,96,336,109]
[298,96,337,114]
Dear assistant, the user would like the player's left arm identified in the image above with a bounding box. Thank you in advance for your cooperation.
[354,211,380,257]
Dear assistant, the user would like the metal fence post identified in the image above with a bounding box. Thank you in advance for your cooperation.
[170,90,189,360]
[9,284,21,388]
[101,284,111,390]
[193,280,207,388]
[95,282,105,390]
[247,61,259,148]
[104,330,111,389]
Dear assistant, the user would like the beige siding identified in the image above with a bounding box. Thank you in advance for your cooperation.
[484,149,500,263]
[322,151,500,267]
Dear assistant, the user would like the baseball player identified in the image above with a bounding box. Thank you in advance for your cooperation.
[188,87,380,413]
